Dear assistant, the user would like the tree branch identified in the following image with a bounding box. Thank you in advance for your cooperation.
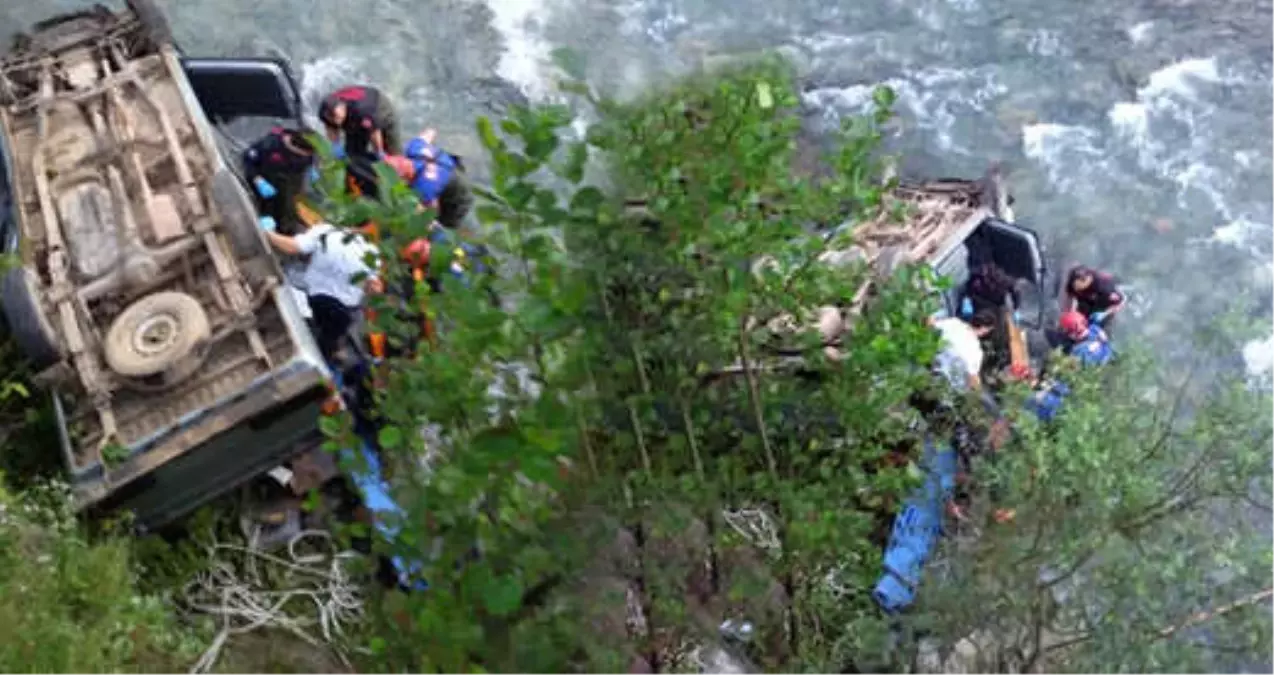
[736,313,778,479]
[1156,587,1274,640]
[1138,358,1197,465]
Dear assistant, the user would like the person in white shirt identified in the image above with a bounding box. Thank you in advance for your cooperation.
[260,219,381,360]
[929,309,997,392]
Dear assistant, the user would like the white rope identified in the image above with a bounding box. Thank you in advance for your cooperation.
[184,528,365,674]
[721,507,781,552]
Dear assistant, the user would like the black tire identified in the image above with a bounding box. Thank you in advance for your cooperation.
[13,6,111,56]
[0,267,62,369]
[125,0,174,47]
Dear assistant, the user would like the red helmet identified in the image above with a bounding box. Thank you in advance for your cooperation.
[1059,311,1088,337]
[401,238,431,268]
[383,154,416,181]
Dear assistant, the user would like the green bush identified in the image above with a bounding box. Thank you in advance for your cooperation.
[0,480,204,673]
[319,54,1270,673]
[303,56,932,673]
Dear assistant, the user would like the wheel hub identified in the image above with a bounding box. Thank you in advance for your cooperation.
[131,313,179,356]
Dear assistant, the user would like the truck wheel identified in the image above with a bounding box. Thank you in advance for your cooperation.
[103,291,210,378]
[18,6,114,55]
[0,267,62,369]
[125,0,174,47]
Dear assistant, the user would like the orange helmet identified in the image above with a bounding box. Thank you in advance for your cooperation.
[383,154,416,181]
[401,238,430,268]
[1059,311,1088,338]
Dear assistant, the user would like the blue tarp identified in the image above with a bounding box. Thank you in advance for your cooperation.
[330,367,427,590]
[1024,381,1071,423]
[873,437,959,613]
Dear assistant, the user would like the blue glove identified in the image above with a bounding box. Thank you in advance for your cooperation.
[307,166,320,184]
[960,297,973,317]
[1013,310,1022,324]
[1089,311,1107,325]
[258,215,277,232]
[332,142,346,160]
[253,176,277,199]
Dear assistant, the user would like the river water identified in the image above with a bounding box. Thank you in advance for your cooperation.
[4,0,1270,376]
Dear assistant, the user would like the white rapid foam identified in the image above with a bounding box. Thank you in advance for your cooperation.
[1242,336,1274,379]
[1141,56,1225,99]
[485,0,557,100]
[802,65,1005,155]
[1106,57,1241,217]
[1127,21,1155,45]
[616,0,689,45]
[1020,122,1105,193]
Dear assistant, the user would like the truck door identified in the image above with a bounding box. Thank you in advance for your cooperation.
[180,57,304,127]
[982,218,1045,288]
[981,218,1048,329]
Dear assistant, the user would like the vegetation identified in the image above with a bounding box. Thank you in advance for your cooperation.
[0,56,1266,674]
[0,479,205,672]
[910,355,1272,673]
[327,56,1273,673]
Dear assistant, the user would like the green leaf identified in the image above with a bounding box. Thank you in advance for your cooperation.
[475,204,506,225]
[556,79,593,98]
[482,574,524,616]
[756,82,774,110]
[568,186,606,215]
[872,85,896,111]
[317,414,343,438]
[476,116,501,151]
[559,142,588,184]
[500,119,522,137]
[378,426,404,450]
[525,130,559,162]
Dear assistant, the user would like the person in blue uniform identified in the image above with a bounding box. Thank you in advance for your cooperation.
[242,126,316,235]
[402,132,473,230]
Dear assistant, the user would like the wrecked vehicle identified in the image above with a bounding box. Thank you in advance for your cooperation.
[0,1,336,530]
[723,167,1049,379]
[811,168,1046,366]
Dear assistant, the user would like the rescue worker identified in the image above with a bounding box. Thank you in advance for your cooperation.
[962,262,1020,315]
[928,308,999,392]
[402,131,474,230]
[1061,264,1125,331]
[258,216,381,362]
[318,85,400,158]
[1058,311,1114,367]
[242,126,316,235]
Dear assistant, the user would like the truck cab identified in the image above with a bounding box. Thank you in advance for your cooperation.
[0,1,336,531]
[843,170,1048,363]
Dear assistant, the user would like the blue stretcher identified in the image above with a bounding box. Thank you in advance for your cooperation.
[873,437,959,613]
[330,366,428,590]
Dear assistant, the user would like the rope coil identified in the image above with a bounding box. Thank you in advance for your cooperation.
[184,528,365,674]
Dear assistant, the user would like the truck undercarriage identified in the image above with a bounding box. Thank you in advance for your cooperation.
[0,3,330,526]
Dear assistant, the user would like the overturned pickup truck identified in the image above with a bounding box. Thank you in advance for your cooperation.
[733,168,1050,376]
[0,1,333,529]
[826,170,1048,360]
